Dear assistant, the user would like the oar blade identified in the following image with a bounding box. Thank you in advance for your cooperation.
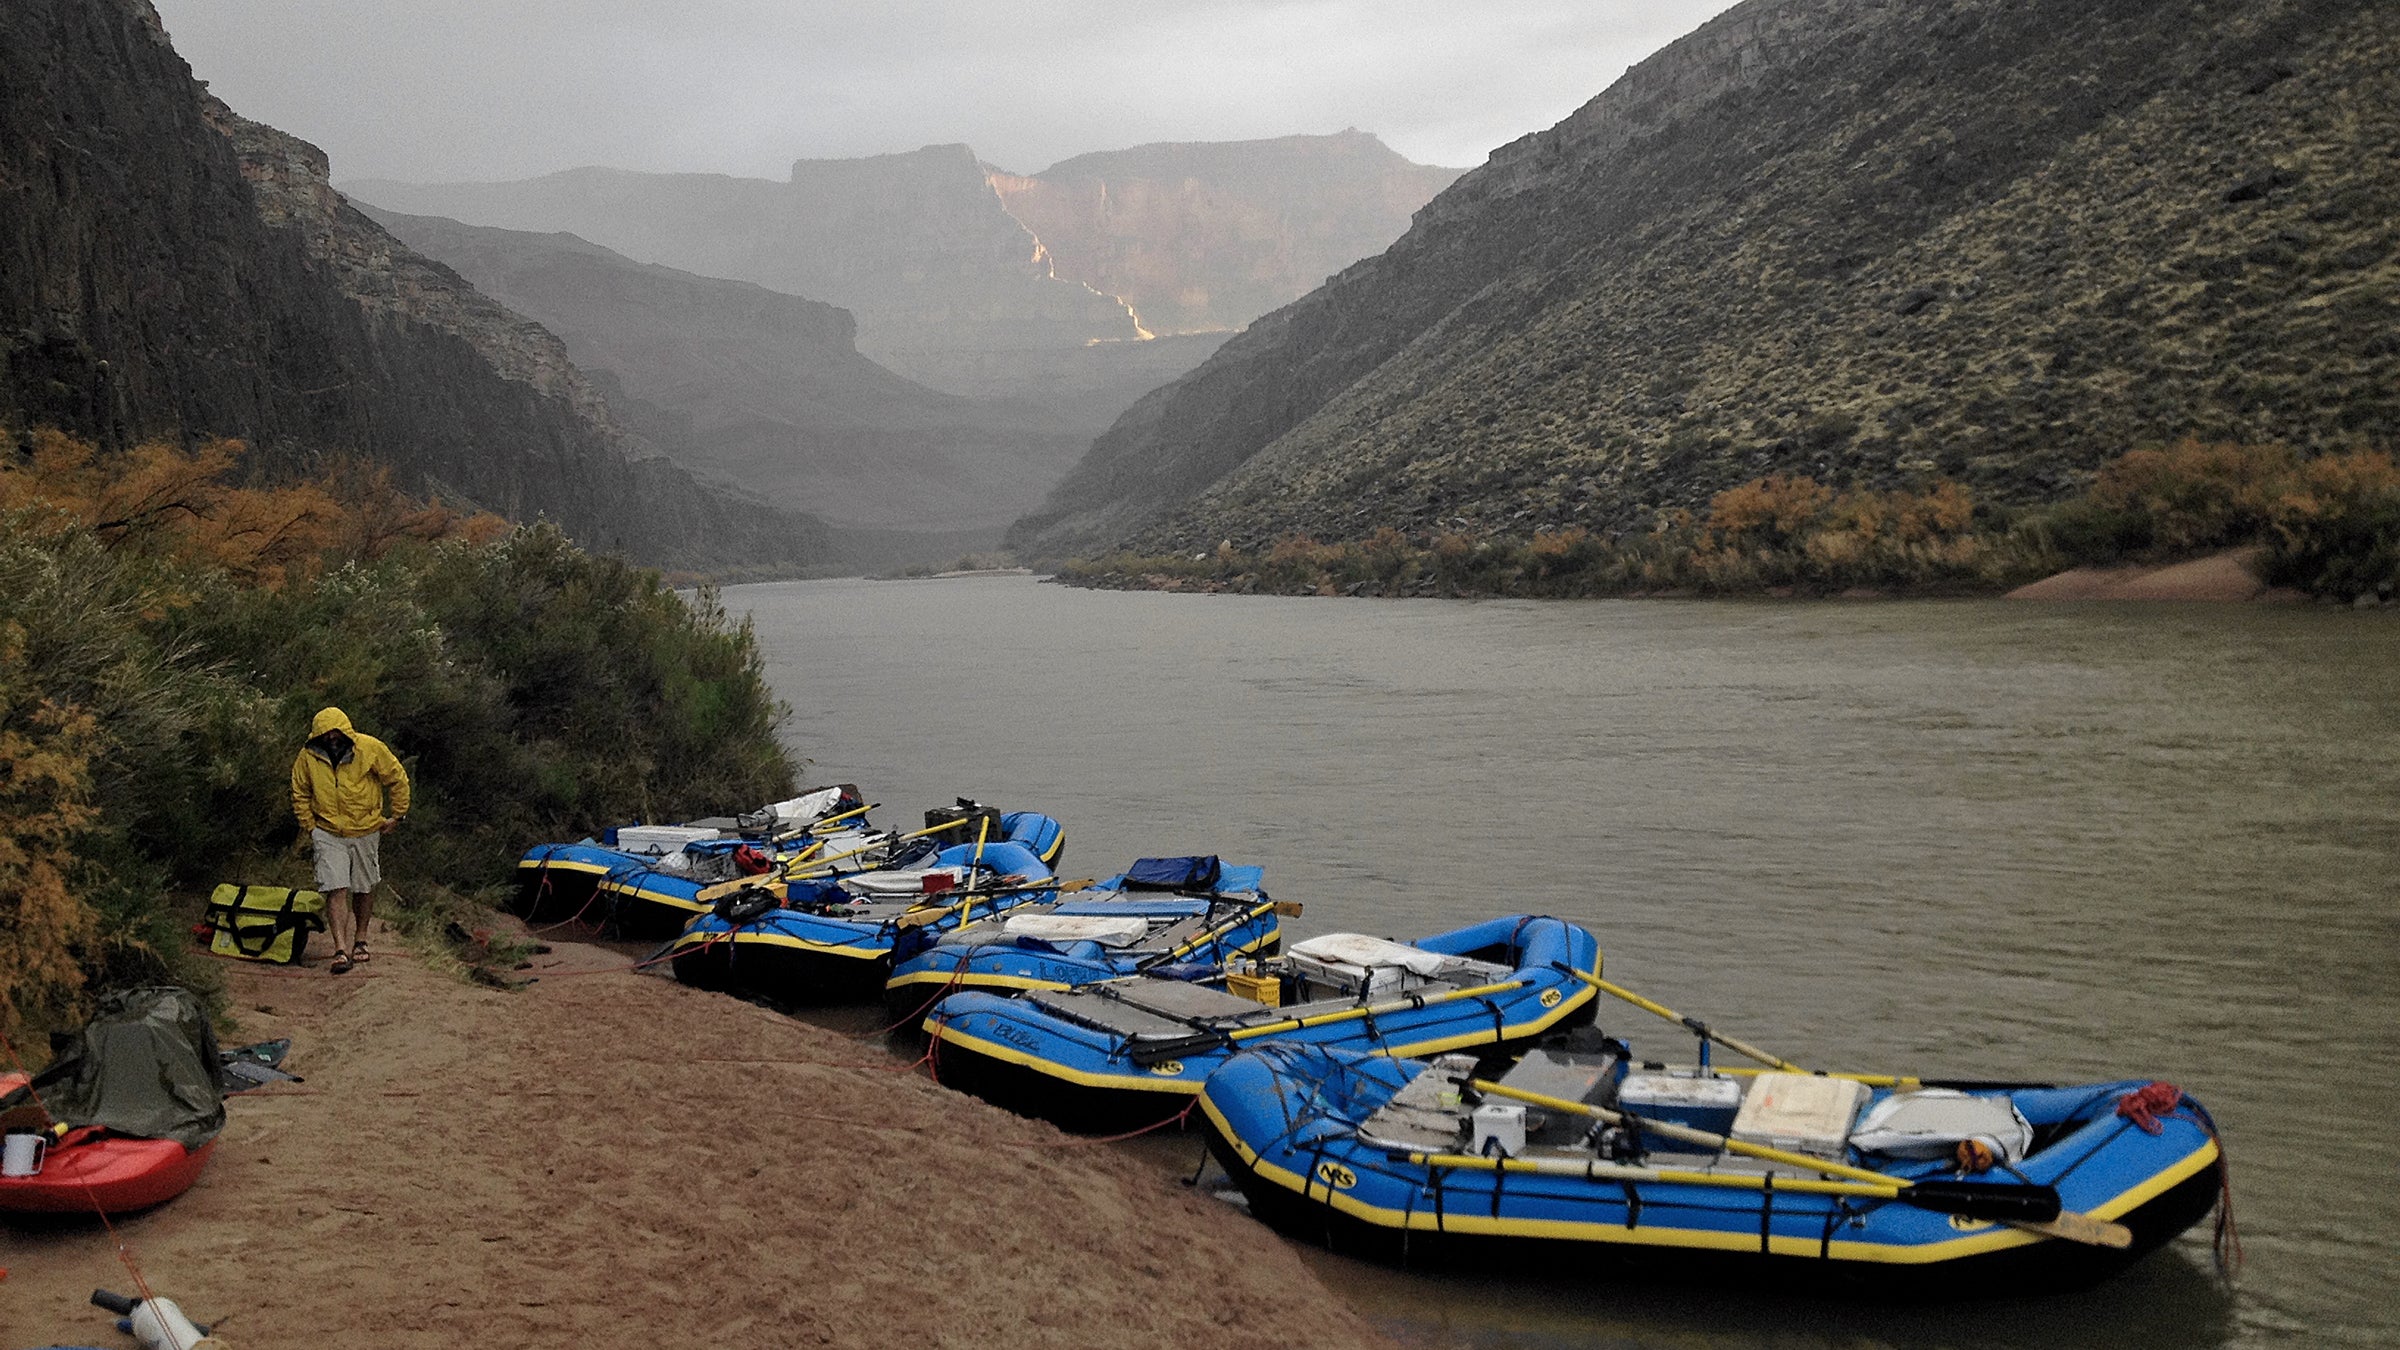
[2003,1212,2135,1249]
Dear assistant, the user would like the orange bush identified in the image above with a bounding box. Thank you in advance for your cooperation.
[1709,475,1832,542]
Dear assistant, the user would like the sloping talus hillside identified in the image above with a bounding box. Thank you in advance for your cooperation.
[0,0,829,572]
[1012,0,2399,559]
[364,211,1093,542]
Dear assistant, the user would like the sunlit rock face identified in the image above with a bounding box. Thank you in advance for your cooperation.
[347,146,1142,389]
[988,130,1464,337]
[0,0,829,571]
[1012,0,2400,561]
[341,135,1457,409]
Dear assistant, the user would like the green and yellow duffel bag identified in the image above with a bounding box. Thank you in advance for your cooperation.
[204,884,329,964]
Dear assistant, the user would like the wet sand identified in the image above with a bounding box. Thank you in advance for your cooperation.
[2004,547,2305,602]
[0,928,1389,1350]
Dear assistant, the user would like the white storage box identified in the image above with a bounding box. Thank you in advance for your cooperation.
[1286,933,1445,999]
[614,824,721,856]
[1729,1072,1871,1159]
[1471,1102,1527,1158]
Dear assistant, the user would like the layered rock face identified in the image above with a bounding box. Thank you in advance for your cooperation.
[989,130,1464,337]
[366,210,1093,541]
[343,136,1461,415]
[1013,0,2400,559]
[347,148,1143,392]
[0,0,828,572]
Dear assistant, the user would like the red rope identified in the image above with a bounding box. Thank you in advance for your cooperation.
[0,1027,162,1306]
[1024,1099,1197,1148]
[527,867,608,935]
[2115,1081,2243,1279]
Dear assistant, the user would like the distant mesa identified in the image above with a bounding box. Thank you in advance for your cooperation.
[340,132,1460,404]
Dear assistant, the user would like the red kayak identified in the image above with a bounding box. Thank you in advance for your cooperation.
[0,1075,217,1216]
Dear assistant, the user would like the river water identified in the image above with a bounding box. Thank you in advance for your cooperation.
[722,575,2400,1349]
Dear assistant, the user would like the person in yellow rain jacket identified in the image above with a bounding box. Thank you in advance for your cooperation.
[290,707,410,974]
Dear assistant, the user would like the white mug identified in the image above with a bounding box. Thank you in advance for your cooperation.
[2,1129,47,1177]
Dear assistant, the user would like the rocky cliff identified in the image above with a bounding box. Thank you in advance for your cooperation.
[345,148,1144,393]
[364,210,1094,543]
[0,0,828,572]
[1013,0,2400,559]
[342,135,1460,418]
[987,130,1463,337]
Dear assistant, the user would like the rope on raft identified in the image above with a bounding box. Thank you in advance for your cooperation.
[2117,1080,2242,1279]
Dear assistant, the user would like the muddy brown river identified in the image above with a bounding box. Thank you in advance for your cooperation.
[725,575,2400,1349]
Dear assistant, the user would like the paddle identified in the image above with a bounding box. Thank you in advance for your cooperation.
[1398,1149,2071,1225]
[1468,1078,2129,1247]
[1125,978,1533,1066]
[1132,898,1290,971]
[1549,963,1813,1075]
[695,816,974,903]
[770,798,876,843]
[893,876,1092,929]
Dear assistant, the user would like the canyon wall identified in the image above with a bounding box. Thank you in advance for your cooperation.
[1012,0,2400,559]
[0,0,830,572]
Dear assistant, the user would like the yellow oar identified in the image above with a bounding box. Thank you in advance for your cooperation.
[895,877,1093,929]
[1551,964,1806,1073]
[771,799,876,843]
[1468,1078,2129,1248]
[696,817,973,902]
[1126,979,1534,1066]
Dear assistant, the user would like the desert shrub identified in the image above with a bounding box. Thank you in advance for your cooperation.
[2261,451,2400,598]
[0,435,795,1052]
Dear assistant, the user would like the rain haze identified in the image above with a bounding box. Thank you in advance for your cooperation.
[151,0,1741,181]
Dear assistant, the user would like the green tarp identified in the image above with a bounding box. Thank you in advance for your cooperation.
[0,986,224,1149]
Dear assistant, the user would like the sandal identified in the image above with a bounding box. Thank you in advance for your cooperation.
[351,940,371,964]
[329,950,354,975]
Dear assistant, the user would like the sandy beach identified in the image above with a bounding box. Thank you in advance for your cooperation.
[0,926,1391,1350]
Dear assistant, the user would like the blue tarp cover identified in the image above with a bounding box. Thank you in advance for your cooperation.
[1121,856,1221,891]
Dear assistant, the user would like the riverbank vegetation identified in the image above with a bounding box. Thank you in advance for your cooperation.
[0,431,794,1049]
[1060,443,2400,602]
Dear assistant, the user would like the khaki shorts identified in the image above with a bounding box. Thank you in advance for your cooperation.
[312,828,383,894]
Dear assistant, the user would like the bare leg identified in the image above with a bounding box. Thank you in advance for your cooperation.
[325,886,355,961]
[352,890,374,957]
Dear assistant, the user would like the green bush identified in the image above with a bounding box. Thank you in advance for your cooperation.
[0,437,795,1049]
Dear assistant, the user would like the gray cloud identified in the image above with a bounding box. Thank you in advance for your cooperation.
[153,0,1738,181]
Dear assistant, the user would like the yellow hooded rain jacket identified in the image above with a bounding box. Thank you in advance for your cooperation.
[290,707,411,838]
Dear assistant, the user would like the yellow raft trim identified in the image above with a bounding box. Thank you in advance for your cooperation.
[517,858,615,877]
[1196,1095,2222,1265]
[665,929,887,962]
[923,976,1598,1095]
[929,1024,1201,1095]
[597,879,710,914]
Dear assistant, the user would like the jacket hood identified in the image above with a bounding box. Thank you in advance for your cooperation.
[309,707,355,738]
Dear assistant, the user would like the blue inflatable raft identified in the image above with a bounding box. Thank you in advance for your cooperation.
[511,785,870,929]
[666,835,1061,1004]
[606,803,1061,941]
[923,914,1601,1132]
[1198,1033,2228,1296]
[882,855,1285,1027]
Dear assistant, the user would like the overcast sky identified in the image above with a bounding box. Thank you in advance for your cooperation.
[151,0,1740,183]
